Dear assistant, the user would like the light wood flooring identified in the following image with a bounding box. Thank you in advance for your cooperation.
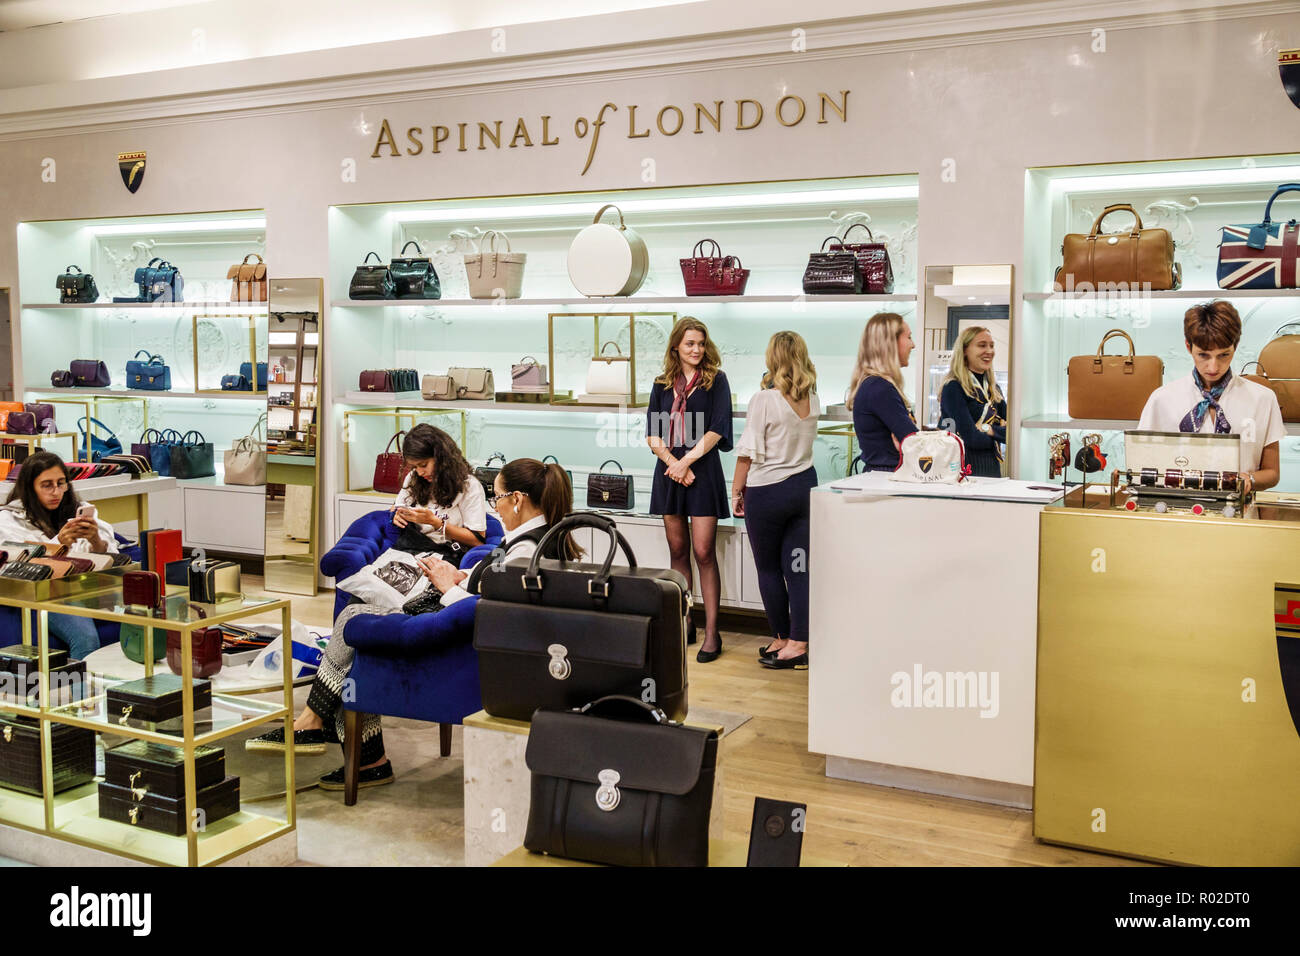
[242,578,1145,867]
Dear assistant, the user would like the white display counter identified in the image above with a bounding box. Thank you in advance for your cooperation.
[808,473,1062,808]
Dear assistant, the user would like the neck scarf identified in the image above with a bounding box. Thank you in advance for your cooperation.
[1180,368,1233,434]
[669,371,701,447]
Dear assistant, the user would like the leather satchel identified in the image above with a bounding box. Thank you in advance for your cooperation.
[1055,204,1181,291]
[0,402,25,433]
[223,415,266,486]
[831,223,894,294]
[449,366,494,400]
[4,412,35,435]
[349,252,396,300]
[421,374,455,400]
[585,342,631,397]
[56,265,99,304]
[391,240,441,300]
[50,370,74,388]
[24,403,55,432]
[1067,329,1164,420]
[373,431,409,494]
[524,695,717,867]
[511,356,548,391]
[474,513,690,722]
[802,236,862,294]
[167,627,224,678]
[221,374,250,391]
[1245,322,1300,421]
[131,258,184,303]
[680,239,750,296]
[1242,363,1300,422]
[587,458,634,510]
[1218,184,1300,290]
[359,370,394,392]
[70,359,111,388]
[133,428,182,476]
[228,253,268,302]
[465,230,526,299]
[126,350,171,391]
[170,430,215,479]
[474,452,507,498]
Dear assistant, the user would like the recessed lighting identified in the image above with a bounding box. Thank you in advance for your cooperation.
[984,301,991,306]
[967,296,976,301]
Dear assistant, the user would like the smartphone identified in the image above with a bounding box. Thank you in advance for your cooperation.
[76,503,95,520]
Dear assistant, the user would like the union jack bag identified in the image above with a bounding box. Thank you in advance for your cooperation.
[1217,183,1300,289]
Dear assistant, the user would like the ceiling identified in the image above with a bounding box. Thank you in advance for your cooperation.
[0,0,214,31]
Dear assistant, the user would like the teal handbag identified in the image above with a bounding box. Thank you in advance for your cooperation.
[390,240,441,300]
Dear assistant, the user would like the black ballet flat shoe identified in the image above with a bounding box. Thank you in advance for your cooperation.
[760,652,808,670]
[758,642,780,660]
[696,637,723,664]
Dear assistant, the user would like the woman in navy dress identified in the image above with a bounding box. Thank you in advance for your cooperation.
[848,312,918,471]
[939,326,1007,478]
[646,317,733,663]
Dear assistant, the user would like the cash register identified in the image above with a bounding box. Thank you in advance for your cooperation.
[1109,431,1247,517]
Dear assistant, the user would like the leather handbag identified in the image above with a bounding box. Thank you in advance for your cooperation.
[568,204,649,297]
[0,402,24,433]
[802,236,863,294]
[373,431,409,494]
[70,359,111,388]
[511,356,548,391]
[585,342,631,397]
[1242,363,1300,422]
[240,362,268,391]
[188,558,241,603]
[1055,204,1181,291]
[228,253,268,302]
[474,513,689,722]
[221,374,250,391]
[449,367,494,400]
[421,374,456,400]
[166,627,224,678]
[4,412,35,435]
[587,459,634,510]
[831,223,894,294]
[1246,322,1300,421]
[523,695,717,867]
[170,430,215,479]
[126,350,171,391]
[1067,329,1164,420]
[77,416,123,462]
[391,240,441,300]
[56,265,99,304]
[349,252,396,300]
[1218,184,1300,289]
[680,239,750,296]
[131,258,184,303]
[359,370,393,392]
[223,414,266,486]
[474,452,507,498]
[50,370,74,388]
[133,428,182,476]
[24,403,56,432]
[465,230,526,299]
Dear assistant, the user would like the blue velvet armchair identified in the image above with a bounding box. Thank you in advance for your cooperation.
[319,509,503,805]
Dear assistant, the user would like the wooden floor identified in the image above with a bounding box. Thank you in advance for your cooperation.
[245,580,1145,867]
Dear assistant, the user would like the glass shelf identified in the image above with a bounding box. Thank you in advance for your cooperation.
[45,590,281,630]
[46,684,285,747]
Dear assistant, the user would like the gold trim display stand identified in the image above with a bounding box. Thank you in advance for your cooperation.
[547,311,676,408]
[35,396,148,463]
[342,406,468,495]
[193,312,265,395]
[0,588,296,867]
[0,431,78,469]
[817,422,858,477]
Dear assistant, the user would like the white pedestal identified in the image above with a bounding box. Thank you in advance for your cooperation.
[462,710,726,867]
[0,821,298,867]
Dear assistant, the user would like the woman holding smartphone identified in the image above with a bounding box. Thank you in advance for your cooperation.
[0,451,116,657]
[389,424,487,561]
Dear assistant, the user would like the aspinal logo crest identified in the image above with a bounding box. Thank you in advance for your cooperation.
[118,150,146,194]
[1282,50,1300,110]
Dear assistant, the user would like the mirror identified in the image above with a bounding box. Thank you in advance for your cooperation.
[920,265,1014,476]
[263,278,323,595]
[0,288,11,401]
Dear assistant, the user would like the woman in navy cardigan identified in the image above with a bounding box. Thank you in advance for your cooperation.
[939,326,1007,478]
[848,312,918,471]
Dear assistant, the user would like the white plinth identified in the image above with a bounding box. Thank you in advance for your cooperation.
[0,820,297,867]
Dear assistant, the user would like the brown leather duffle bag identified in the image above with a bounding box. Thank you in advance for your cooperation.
[1054,204,1181,292]
[1067,328,1164,420]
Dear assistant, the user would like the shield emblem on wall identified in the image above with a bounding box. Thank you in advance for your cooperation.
[919,456,934,474]
[1282,50,1300,110]
[118,150,146,193]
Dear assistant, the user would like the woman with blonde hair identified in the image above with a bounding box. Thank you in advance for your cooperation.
[847,312,918,471]
[731,331,820,670]
[939,326,1007,478]
[645,316,733,662]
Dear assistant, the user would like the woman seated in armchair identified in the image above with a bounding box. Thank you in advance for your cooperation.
[246,458,582,792]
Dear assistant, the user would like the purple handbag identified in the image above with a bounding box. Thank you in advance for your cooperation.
[511,356,548,390]
[70,359,111,388]
[24,403,56,432]
[5,412,36,435]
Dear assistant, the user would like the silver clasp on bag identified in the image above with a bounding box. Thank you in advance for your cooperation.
[546,644,571,681]
[595,769,621,812]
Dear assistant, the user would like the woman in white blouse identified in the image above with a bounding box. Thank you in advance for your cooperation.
[732,331,820,670]
[390,424,488,561]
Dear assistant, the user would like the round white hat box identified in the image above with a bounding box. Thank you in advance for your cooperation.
[567,204,649,297]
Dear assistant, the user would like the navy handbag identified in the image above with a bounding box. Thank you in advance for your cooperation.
[133,258,184,303]
[125,350,171,391]
[221,374,251,391]
[76,416,123,463]
[239,362,268,391]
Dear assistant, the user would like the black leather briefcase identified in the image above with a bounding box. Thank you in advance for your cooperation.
[474,513,689,721]
[524,695,718,867]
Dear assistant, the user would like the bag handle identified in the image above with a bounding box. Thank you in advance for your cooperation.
[577,694,672,725]
[139,427,164,443]
[1094,329,1137,368]
[524,512,639,588]
[1262,184,1300,225]
[241,253,264,265]
[145,257,164,268]
[76,416,117,438]
[593,204,627,229]
[384,431,406,455]
[541,455,561,465]
[692,239,722,259]
[840,222,876,242]
[516,355,538,367]
[599,341,624,357]
[819,235,844,251]
[598,459,624,474]
[484,452,507,467]
[399,240,424,257]
[64,264,83,275]
[487,230,512,253]
[180,429,206,445]
[1241,361,1267,377]
[363,252,383,265]
[161,428,184,442]
[723,254,744,270]
[1090,204,1143,237]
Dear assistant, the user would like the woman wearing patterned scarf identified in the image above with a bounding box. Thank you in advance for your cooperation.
[1137,300,1283,493]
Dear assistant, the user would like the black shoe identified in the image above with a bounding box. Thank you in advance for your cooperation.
[686,617,697,646]
[761,651,808,670]
[245,726,329,755]
[317,761,394,791]
[758,642,780,660]
[696,636,722,664]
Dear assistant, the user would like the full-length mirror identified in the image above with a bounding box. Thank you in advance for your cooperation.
[264,278,323,595]
[920,265,1014,476]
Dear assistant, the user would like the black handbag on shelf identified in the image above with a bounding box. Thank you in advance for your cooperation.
[801,236,863,294]
[169,430,215,479]
[587,459,634,510]
[349,252,395,300]
[56,265,99,304]
[473,512,690,722]
[524,695,718,867]
[390,240,441,300]
[115,257,183,303]
[474,452,507,498]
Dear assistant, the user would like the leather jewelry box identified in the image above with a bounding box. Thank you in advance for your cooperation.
[105,674,213,725]
[0,714,95,796]
[98,775,240,836]
[104,740,226,799]
[0,645,87,705]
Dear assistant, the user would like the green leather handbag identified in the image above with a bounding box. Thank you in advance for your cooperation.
[390,240,441,300]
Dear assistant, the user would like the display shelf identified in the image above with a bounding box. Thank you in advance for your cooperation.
[1021,415,1300,437]
[47,689,286,748]
[332,294,916,309]
[1024,289,1300,301]
[25,386,267,401]
[23,302,269,312]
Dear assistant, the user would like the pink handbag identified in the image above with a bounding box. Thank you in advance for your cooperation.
[511,356,548,390]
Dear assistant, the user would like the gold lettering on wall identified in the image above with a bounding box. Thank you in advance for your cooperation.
[776,95,806,127]
[735,99,763,130]
[541,115,560,146]
[656,105,684,136]
[627,104,651,138]
[694,101,723,134]
[817,90,849,124]
[371,119,399,158]
[478,121,503,150]
[509,118,534,148]
[406,127,424,155]
[457,122,468,152]
[432,126,450,153]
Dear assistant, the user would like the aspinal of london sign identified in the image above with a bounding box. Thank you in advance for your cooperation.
[370,91,851,175]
